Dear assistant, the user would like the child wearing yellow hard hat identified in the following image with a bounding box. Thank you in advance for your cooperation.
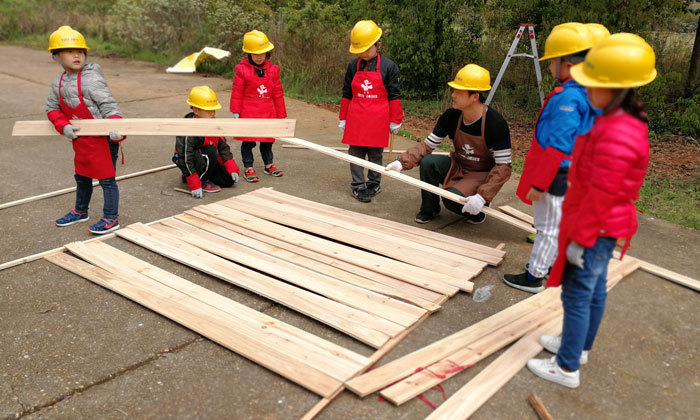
[340,20,403,203]
[229,30,286,183]
[527,33,657,389]
[46,25,126,235]
[173,86,240,198]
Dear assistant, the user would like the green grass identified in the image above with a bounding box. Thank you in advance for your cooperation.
[637,177,700,229]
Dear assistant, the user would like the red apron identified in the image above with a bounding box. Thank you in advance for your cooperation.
[59,71,115,179]
[342,54,390,147]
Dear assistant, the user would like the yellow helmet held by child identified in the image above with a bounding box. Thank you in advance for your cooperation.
[539,22,594,61]
[349,20,382,54]
[242,30,274,54]
[48,25,90,52]
[585,23,611,44]
[448,64,492,91]
[187,86,222,110]
[570,33,657,88]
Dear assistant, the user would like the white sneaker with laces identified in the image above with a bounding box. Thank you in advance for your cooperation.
[539,335,588,365]
[527,356,580,388]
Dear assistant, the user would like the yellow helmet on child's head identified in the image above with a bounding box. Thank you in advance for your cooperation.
[585,23,611,44]
[349,20,382,54]
[242,30,274,54]
[48,26,90,52]
[570,33,657,88]
[187,86,222,110]
[539,22,594,61]
[448,64,492,91]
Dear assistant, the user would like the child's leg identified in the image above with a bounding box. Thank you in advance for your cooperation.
[528,193,565,278]
[74,174,94,213]
[109,141,119,169]
[365,147,384,188]
[347,145,368,190]
[98,177,119,220]
[260,142,274,166]
[241,141,256,168]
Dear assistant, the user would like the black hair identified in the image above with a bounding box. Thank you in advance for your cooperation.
[51,48,88,57]
[620,89,648,123]
[467,90,486,103]
[247,51,271,62]
[562,49,588,64]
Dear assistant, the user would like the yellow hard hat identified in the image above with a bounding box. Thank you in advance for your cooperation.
[585,23,611,44]
[539,22,594,61]
[448,64,492,91]
[349,20,382,54]
[48,25,90,52]
[186,86,222,110]
[242,30,274,54]
[571,33,657,88]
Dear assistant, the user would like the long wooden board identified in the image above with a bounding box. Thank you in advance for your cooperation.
[12,118,296,137]
[282,144,451,155]
[277,137,536,234]
[613,251,700,292]
[498,205,535,226]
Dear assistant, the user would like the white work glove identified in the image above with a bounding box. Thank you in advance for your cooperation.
[390,122,401,134]
[339,120,346,133]
[460,193,486,215]
[108,130,124,142]
[231,172,239,183]
[566,241,585,269]
[62,124,80,140]
[191,188,203,199]
[385,160,403,172]
[232,113,240,119]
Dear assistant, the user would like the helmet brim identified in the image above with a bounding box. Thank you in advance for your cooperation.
[348,31,382,54]
[243,42,274,54]
[570,63,657,88]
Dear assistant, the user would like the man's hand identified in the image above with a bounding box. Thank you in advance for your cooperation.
[232,172,239,183]
[62,124,80,140]
[461,193,486,215]
[385,160,403,172]
[191,188,203,199]
[390,122,401,134]
[338,120,346,133]
[526,187,544,202]
[108,130,124,142]
[566,241,585,268]
[232,113,240,119]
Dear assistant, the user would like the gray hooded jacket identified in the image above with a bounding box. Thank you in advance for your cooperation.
[46,63,122,119]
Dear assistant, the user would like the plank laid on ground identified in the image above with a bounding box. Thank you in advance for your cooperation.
[150,221,425,327]
[249,188,505,265]
[344,287,561,397]
[498,205,535,226]
[282,144,451,156]
[44,251,344,397]
[13,118,296,137]
[194,204,461,296]
[163,216,440,312]
[178,211,447,306]
[116,223,397,347]
[229,193,486,278]
[277,137,536,234]
[528,393,555,420]
[613,251,700,292]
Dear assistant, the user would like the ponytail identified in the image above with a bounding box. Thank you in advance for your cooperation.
[621,89,648,123]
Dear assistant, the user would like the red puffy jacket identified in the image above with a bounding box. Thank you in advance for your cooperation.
[229,57,286,143]
[547,109,649,287]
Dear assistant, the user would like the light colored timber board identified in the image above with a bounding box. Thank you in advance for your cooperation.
[167,215,441,312]
[116,223,395,348]
[150,222,425,327]
[276,137,536,234]
[613,251,700,292]
[425,317,563,420]
[218,199,477,291]
[13,118,296,137]
[248,188,505,264]
[178,211,446,306]
[344,287,561,397]
[193,204,461,296]
[229,193,486,276]
[498,205,535,226]
[282,144,451,155]
[44,251,344,397]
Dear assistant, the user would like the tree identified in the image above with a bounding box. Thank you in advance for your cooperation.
[686,13,700,97]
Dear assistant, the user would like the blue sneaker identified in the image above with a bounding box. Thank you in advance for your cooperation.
[56,209,89,227]
[88,218,120,235]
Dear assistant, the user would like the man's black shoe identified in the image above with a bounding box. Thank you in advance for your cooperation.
[366,183,382,197]
[466,212,486,224]
[415,210,439,224]
[352,187,371,203]
[503,271,545,294]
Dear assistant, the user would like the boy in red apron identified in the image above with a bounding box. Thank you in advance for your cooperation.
[386,65,512,224]
[339,20,403,202]
[46,26,125,235]
[229,30,286,183]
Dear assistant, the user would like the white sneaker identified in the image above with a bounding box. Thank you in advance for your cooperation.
[539,335,588,365]
[527,356,580,388]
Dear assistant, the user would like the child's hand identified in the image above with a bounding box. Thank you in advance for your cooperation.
[109,130,124,142]
[232,172,239,183]
[390,122,402,134]
[338,120,346,133]
[191,188,203,198]
[232,113,240,119]
[62,124,80,140]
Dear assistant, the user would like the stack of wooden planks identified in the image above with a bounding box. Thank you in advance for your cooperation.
[45,188,505,398]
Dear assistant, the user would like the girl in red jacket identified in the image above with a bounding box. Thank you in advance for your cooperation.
[229,30,286,182]
[527,33,657,388]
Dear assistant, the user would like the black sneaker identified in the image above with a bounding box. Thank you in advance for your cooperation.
[466,212,486,224]
[415,210,439,224]
[352,187,371,203]
[366,183,382,197]
[503,271,545,294]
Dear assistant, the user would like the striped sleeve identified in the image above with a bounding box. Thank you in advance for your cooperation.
[491,148,512,165]
[423,132,445,150]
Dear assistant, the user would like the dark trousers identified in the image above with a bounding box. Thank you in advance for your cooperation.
[200,145,234,188]
[418,154,464,215]
[241,141,273,167]
[348,145,383,190]
[74,141,120,219]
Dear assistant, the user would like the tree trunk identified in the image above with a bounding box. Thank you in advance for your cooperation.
[685,14,700,97]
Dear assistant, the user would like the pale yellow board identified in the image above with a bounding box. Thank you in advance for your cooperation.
[498,205,535,226]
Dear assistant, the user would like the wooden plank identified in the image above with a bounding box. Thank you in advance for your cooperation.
[150,222,425,327]
[193,204,461,296]
[115,224,397,348]
[498,205,535,226]
[249,188,505,263]
[282,144,451,156]
[528,393,555,420]
[344,287,561,397]
[44,251,343,396]
[425,317,563,420]
[163,216,440,312]
[12,118,296,137]
[613,251,700,292]
[277,137,536,234]
[178,211,447,305]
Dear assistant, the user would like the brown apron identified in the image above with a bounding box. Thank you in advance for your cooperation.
[443,106,494,196]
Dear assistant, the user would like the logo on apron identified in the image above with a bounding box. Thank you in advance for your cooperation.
[257,84,268,97]
[358,80,378,98]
